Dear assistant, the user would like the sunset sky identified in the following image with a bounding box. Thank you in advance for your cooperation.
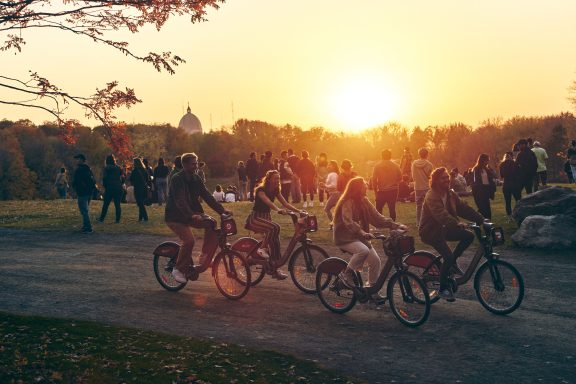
[2,0,576,132]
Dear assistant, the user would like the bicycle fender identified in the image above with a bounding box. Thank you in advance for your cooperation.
[404,251,438,270]
[231,237,260,254]
[153,241,180,258]
[317,257,348,274]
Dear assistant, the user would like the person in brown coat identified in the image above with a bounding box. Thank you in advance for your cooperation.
[419,167,484,302]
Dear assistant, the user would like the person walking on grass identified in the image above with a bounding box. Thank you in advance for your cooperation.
[153,157,170,206]
[130,158,150,222]
[499,151,521,220]
[72,154,97,233]
[98,154,124,224]
[299,150,316,208]
[54,167,69,199]
[372,149,402,221]
[531,141,548,191]
[411,147,433,227]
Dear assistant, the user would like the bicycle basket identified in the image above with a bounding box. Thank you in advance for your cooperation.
[305,215,318,232]
[383,234,415,258]
[491,226,505,246]
[222,218,237,236]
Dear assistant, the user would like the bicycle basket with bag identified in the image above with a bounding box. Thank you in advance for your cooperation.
[305,215,318,232]
[384,234,415,258]
[222,218,237,236]
[491,227,505,246]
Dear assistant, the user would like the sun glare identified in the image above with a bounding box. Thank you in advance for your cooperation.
[330,77,397,133]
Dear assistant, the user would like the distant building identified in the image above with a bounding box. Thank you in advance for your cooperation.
[178,104,202,134]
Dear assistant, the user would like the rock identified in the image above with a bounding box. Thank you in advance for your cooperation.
[511,214,576,249]
[512,186,576,224]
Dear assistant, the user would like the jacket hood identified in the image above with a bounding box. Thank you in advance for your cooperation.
[412,158,431,168]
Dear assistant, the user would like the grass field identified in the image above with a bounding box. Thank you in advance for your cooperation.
[1,184,573,248]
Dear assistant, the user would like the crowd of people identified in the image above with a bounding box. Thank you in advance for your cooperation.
[59,138,573,301]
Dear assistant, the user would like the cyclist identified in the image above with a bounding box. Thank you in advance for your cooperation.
[419,167,484,302]
[334,177,408,302]
[166,153,231,283]
[246,170,302,280]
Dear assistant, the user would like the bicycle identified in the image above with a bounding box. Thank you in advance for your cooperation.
[231,211,328,294]
[315,231,431,327]
[404,222,524,315]
[152,213,251,300]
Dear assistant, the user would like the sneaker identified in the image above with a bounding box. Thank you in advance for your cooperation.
[439,288,456,302]
[309,201,314,207]
[369,293,387,306]
[337,270,356,288]
[450,263,465,276]
[303,201,308,208]
[81,228,93,233]
[256,248,270,259]
[171,268,187,284]
[270,269,288,280]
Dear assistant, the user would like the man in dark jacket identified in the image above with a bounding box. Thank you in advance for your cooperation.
[165,152,231,283]
[245,152,259,202]
[419,167,484,302]
[371,149,402,220]
[515,139,538,195]
[72,154,96,233]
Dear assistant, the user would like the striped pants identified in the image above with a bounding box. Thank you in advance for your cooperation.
[246,211,281,263]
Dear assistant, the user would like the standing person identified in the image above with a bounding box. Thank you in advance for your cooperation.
[499,151,521,219]
[336,159,357,194]
[322,160,339,230]
[246,152,259,202]
[98,154,124,223]
[143,158,155,203]
[298,150,316,208]
[515,139,538,195]
[130,158,150,222]
[531,141,548,191]
[287,148,301,204]
[258,150,275,180]
[471,153,496,220]
[279,150,293,201]
[153,158,170,206]
[54,167,69,199]
[72,154,97,233]
[565,148,576,183]
[333,177,408,301]
[316,153,329,207]
[399,147,413,179]
[246,170,302,280]
[236,161,248,201]
[168,156,182,188]
[411,147,434,227]
[166,153,231,283]
[419,167,484,302]
[371,149,402,221]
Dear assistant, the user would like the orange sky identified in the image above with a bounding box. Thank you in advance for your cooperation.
[2,1,576,132]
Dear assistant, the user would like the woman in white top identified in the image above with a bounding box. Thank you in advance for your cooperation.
[212,185,226,202]
[322,160,340,229]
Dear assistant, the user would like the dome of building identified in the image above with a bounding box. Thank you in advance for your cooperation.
[178,104,202,134]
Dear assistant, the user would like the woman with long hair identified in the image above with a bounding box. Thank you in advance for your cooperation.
[333,177,408,302]
[130,157,150,222]
[98,154,124,223]
[322,160,340,230]
[471,153,496,219]
[246,170,302,279]
[499,151,521,219]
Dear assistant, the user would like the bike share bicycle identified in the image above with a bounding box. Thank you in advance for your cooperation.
[405,222,524,315]
[315,230,431,327]
[231,211,329,293]
[152,213,252,300]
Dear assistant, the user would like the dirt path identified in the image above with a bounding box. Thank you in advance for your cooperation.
[1,228,575,383]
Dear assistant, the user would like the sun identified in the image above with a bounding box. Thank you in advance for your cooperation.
[330,77,397,132]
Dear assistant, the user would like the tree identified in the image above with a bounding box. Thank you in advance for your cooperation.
[0,130,37,199]
[1,0,224,156]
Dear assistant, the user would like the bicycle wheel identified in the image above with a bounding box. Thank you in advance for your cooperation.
[315,258,357,314]
[153,255,186,292]
[289,244,329,294]
[387,271,430,327]
[405,251,441,304]
[212,250,251,300]
[474,260,524,315]
[232,237,266,286]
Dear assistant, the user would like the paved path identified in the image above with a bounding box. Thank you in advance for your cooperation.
[1,228,575,383]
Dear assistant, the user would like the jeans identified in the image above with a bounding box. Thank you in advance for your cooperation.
[99,188,122,222]
[57,187,67,199]
[340,241,381,286]
[534,171,547,192]
[472,185,492,220]
[415,189,428,227]
[375,189,399,221]
[156,178,168,205]
[502,187,521,216]
[324,191,341,223]
[77,195,92,230]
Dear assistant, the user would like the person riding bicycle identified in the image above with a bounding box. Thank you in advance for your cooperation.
[246,170,302,280]
[333,177,408,303]
[419,167,485,302]
[166,153,231,284]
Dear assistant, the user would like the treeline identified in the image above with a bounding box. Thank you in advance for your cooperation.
[1,113,575,199]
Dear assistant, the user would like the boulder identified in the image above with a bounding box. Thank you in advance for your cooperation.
[510,214,576,249]
[512,186,576,224]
